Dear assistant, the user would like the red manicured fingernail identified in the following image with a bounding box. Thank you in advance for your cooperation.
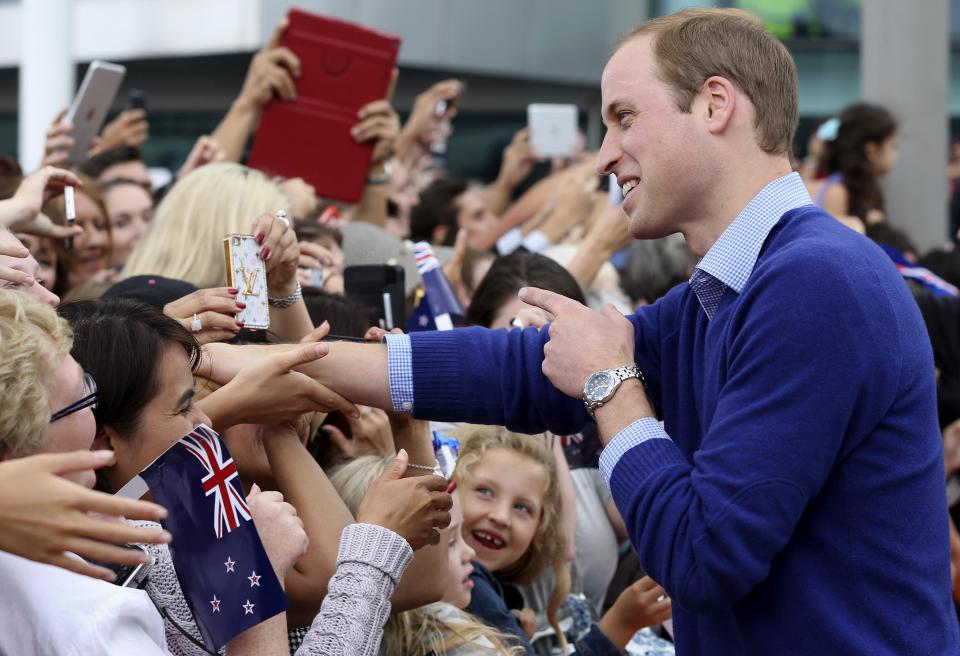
[255,233,265,244]
[446,481,457,494]
[261,247,271,260]
[228,288,239,295]
[236,321,245,329]
[236,301,247,309]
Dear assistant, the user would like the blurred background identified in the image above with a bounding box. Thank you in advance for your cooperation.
[1,0,956,247]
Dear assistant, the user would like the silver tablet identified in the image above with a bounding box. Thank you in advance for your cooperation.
[527,103,578,158]
[64,60,126,164]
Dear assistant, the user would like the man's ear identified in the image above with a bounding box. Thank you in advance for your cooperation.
[700,75,737,136]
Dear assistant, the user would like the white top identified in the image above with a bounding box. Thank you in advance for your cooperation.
[0,550,169,655]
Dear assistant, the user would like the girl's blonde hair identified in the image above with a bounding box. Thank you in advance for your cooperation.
[122,163,288,288]
[329,455,522,656]
[0,290,73,456]
[450,425,571,650]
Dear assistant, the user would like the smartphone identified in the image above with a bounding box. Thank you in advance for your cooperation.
[89,544,152,588]
[223,234,270,330]
[64,186,76,249]
[344,264,405,330]
[321,334,370,343]
[527,103,578,158]
[64,60,126,164]
[128,88,147,112]
[303,267,325,289]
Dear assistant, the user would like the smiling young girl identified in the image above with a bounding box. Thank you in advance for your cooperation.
[452,425,672,655]
[330,455,521,655]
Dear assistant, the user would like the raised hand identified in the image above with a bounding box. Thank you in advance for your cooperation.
[250,212,299,298]
[356,450,452,550]
[0,451,171,581]
[247,484,308,582]
[94,109,149,153]
[599,576,672,649]
[178,135,226,179]
[3,166,83,239]
[163,287,244,344]
[236,19,301,113]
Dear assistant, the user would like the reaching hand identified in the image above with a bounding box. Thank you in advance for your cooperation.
[322,406,395,459]
[236,19,302,113]
[518,286,635,399]
[396,79,463,161]
[178,135,226,179]
[94,109,149,154]
[599,576,672,649]
[497,128,539,189]
[0,451,171,581]
[247,484,307,582]
[163,287,244,344]
[356,449,452,550]
[3,166,83,239]
[215,339,359,426]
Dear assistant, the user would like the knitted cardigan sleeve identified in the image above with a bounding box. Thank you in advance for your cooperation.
[296,523,413,656]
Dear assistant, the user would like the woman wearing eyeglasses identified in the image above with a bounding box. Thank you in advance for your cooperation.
[0,291,173,654]
[59,297,451,656]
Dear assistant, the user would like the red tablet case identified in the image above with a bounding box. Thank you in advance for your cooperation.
[247,9,401,203]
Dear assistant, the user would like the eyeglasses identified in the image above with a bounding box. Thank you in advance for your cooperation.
[50,372,99,423]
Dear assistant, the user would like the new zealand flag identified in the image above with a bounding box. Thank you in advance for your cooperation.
[139,424,288,651]
[405,241,465,332]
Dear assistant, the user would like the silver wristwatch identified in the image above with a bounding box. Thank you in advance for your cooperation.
[582,363,645,417]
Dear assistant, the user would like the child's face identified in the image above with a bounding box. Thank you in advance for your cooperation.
[441,493,476,609]
[459,448,546,574]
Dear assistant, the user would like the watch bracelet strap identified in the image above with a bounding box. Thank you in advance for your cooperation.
[585,363,646,417]
[612,363,645,388]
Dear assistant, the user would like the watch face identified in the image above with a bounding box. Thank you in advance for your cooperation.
[585,371,615,402]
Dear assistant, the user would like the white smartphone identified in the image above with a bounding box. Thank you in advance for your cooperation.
[64,60,126,164]
[527,103,578,158]
[223,234,270,330]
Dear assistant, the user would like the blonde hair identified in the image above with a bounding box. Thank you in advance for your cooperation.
[620,7,798,156]
[329,455,522,656]
[122,163,289,288]
[450,425,571,650]
[0,291,73,456]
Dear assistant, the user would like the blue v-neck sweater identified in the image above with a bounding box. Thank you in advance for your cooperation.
[407,208,960,655]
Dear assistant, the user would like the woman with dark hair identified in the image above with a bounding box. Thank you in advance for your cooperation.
[465,252,585,329]
[61,297,452,656]
[807,102,899,230]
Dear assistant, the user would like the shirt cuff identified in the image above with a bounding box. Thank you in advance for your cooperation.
[521,229,551,253]
[384,332,414,414]
[496,227,524,255]
[598,417,672,488]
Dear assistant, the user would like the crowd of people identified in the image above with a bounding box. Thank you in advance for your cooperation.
[2,6,960,655]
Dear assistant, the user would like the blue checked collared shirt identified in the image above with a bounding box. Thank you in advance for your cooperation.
[384,173,813,486]
[597,172,813,484]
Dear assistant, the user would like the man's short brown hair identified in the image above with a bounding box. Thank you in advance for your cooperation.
[620,8,798,156]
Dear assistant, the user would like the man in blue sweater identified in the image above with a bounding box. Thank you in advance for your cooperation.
[221,7,959,654]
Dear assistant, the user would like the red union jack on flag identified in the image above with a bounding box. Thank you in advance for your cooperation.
[181,425,251,539]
